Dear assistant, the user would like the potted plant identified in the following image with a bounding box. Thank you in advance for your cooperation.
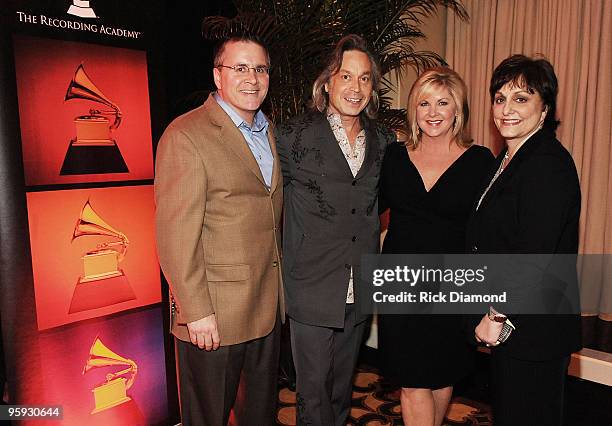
[202,0,468,129]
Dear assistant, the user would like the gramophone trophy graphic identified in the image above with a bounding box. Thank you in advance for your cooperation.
[67,1,97,18]
[69,199,136,314]
[61,64,129,175]
[83,337,138,414]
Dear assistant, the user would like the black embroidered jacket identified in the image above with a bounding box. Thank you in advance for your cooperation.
[275,111,395,327]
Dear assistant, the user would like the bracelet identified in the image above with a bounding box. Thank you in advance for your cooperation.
[496,319,516,344]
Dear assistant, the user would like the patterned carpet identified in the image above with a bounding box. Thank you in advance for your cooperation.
[276,367,492,425]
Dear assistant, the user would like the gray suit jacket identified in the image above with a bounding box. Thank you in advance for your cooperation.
[275,111,394,327]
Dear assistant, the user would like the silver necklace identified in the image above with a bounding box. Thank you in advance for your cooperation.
[476,151,509,211]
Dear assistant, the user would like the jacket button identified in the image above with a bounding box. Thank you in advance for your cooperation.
[272,261,278,267]
[352,180,357,186]
[351,208,356,214]
[352,236,357,242]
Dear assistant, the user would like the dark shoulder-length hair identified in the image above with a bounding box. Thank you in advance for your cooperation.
[312,34,381,119]
[406,67,472,149]
[489,54,560,132]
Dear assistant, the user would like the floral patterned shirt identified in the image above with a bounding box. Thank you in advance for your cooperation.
[327,112,366,304]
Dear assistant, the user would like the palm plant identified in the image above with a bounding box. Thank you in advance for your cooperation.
[202,0,468,129]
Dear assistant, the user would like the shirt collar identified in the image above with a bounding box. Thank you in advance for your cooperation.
[214,92,268,132]
[326,112,366,138]
[326,111,342,127]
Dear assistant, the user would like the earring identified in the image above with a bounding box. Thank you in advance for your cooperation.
[539,107,548,128]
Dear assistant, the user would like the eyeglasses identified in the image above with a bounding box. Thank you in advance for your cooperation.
[217,64,270,75]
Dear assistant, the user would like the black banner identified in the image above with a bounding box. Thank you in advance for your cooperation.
[0,1,177,424]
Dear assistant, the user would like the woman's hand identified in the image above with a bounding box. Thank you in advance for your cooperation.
[475,314,503,346]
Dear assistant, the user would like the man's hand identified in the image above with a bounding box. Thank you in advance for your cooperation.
[187,314,220,351]
[475,314,503,346]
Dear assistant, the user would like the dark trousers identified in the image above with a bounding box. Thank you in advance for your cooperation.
[290,304,365,426]
[176,318,281,426]
[491,352,570,426]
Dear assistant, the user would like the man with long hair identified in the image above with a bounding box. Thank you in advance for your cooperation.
[276,34,394,425]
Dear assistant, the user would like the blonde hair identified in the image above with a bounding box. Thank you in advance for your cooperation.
[406,67,472,149]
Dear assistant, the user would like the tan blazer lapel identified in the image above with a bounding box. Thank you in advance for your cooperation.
[207,96,267,186]
[268,127,281,194]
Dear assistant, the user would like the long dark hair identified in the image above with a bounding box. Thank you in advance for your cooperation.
[312,34,381,119]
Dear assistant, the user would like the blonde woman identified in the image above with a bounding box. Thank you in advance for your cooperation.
[378,67,493,425]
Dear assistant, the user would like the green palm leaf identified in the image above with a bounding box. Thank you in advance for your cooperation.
[202,0,468,128]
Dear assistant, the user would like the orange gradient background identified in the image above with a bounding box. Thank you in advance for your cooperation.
[14,34,154,186]
[26,307,168,426]
[26,185,161,330]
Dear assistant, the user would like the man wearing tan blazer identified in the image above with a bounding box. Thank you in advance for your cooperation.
[155,35,283,426]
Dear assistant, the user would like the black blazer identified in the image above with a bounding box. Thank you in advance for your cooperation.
[466,128,582,360]
[275,111,394,328]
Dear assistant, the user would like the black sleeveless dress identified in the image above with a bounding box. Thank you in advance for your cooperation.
[378,142,494,389]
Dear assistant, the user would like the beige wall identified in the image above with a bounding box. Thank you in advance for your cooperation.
[390,9,448,109]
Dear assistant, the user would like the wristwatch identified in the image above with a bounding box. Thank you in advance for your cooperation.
[488,307,515,344]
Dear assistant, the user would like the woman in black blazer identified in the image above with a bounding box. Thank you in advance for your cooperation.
[466,55,581,426]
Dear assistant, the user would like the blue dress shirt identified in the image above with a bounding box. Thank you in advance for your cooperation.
[214,93,274,189]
